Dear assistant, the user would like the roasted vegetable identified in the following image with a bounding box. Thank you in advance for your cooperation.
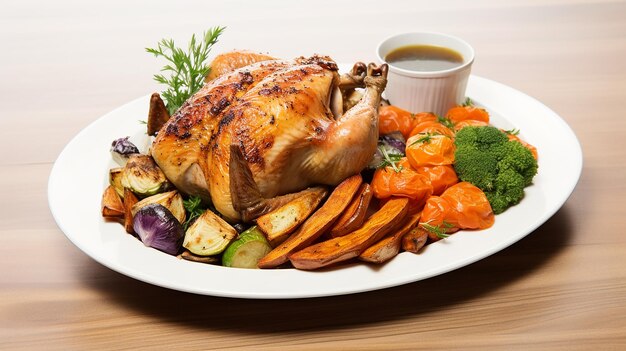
[368,132,406,170]
[446,103,490,124]
[420,182,494,241]
[453,126,538,214]
[222,226,272,269]
[121,154,169,197]
[401,226,429,253]
[110,137,140,166]
[258,174,363,269]
[133,204,184,255]
[289,197,409,270]
[180,250,220,264]
[328,183,373,238]
[406,133,455,167]
[378,105,415,139]
[101,185,124,218]
[147,93,171,136]
[123,188,139,234]
[371,158,433,203]
[256,187,328,246]
[183,209,237,256]
[131,190,185,224]
[109,167,125,198]
[359,211,421,263]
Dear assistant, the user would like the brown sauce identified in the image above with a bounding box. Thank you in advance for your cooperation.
[385,45,463,72]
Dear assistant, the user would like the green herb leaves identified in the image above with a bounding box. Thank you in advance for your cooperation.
[421,221,454,239]
[182,195,206,231]
[147,27,225,115]
[377,145,404,172]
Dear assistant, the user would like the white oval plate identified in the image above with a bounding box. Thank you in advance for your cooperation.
[48,75,582,299]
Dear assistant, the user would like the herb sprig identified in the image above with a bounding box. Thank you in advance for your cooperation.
[377,145,404,173]
[146,27,225,115]
[182,195,206,231]
[421,221,454,239]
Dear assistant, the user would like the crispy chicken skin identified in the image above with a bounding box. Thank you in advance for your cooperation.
[152,52,388,222]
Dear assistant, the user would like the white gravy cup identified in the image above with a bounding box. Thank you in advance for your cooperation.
[376,32,475,116]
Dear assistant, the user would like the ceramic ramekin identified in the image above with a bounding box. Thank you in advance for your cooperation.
[376,32,475,116]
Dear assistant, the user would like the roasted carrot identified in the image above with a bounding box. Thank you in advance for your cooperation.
[371,158,433,202]
[446,105,490,124]
[257,174,363,268]
[289,197,409,270]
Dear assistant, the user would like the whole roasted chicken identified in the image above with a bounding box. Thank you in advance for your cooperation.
[151,52,388,222]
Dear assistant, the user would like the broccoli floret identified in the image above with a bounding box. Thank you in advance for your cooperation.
[454,126,538,214]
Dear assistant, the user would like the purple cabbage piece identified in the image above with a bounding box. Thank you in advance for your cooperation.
[133,204,184,255]
[381,132,406,153]
[111,136,140,156]
[367,132,407,169]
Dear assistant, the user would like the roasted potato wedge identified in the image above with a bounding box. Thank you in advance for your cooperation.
[101,185,125,218]
[256,187,328,246]
[359,211,421,263]
[123,188,139,234]
[328,183,373,238]
[289,197,409,270]
[401,227,429,253]
[258,174,363,269]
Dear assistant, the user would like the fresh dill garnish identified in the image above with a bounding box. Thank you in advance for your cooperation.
[138,120,147,124]
[377,145,403,173]
[504,128,520,136]
[182,195,206,231]
[462,97,474,107]
[146,27,225,115]
[421,221,454,239]
[437,115,455,129]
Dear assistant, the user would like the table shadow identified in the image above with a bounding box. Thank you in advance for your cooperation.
[79,205,573,334]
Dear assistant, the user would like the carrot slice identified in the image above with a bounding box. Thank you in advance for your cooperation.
[257,174,363,268]
[289,197,409,270]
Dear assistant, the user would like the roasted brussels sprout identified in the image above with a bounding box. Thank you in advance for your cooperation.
[121,154,169,197]
[131,190,186,224]
[133,204,184,255]
[110,136,140,166]
[183,210,237,256]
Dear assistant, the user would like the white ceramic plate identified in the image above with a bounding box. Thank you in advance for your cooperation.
[48,75,582,299]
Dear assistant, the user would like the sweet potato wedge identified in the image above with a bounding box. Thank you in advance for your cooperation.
[289,197,409,270]
[401,227,429,253]
[123,187,139,234]
[359,211,421,263]
[257,174,363,269]
[328,183,373,238]
[256,187,328,246]
[101,185,125,218]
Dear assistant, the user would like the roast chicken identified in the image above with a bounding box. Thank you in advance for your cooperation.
[151,51,388,222]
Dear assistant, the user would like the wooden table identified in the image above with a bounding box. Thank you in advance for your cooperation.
[2,0,625,349]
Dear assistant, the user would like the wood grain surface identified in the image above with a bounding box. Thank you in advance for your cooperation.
[2,0,625,349]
